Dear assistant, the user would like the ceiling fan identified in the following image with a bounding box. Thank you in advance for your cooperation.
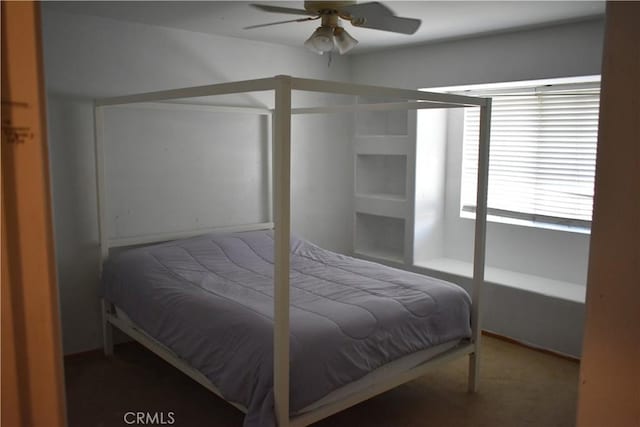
[245,1,421,54]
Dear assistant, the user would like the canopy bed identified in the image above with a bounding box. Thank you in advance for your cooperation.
[95,75,491,427]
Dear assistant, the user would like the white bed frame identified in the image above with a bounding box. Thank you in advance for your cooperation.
[95,75,491,427]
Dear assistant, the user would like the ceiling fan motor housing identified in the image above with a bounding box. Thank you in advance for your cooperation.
[304,1,357,15]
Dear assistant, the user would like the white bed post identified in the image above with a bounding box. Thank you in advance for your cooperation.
[94,103,113,356]
[468,99,491,392]
[273,76,292,427]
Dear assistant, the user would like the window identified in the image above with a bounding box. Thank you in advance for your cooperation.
[460,81,600,229]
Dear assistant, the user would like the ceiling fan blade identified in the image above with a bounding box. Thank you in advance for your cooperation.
[244,17,318,30]
[251,4,317,16]
[342,2,421,35]
[341,1,394,17]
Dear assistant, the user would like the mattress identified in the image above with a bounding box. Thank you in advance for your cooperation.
[101,230,472,426]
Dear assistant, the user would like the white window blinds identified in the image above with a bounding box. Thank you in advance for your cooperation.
[461,84,600,228]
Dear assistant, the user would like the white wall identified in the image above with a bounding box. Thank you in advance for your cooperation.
[351,18,604,89]
[351,19,605,356]
[42,9,353,354]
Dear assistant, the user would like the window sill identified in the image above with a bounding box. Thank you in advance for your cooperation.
[460,211,591,235]
[417,257,586,304]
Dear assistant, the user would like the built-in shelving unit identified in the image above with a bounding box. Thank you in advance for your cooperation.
[353,97,449,268]
[353,97,416,264]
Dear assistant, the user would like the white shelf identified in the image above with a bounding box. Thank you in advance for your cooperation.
[355,192,406,202]
[355,197,407,219]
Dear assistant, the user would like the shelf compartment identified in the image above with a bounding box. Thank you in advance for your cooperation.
[356,154,407,199]
[355,192,405,201]
[355,213,405,263]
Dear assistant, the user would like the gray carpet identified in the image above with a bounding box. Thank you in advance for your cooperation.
[64,336,579,427]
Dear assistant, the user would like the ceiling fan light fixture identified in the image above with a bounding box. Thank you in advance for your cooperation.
[250,1,423,52]
[333,27,358,54]
[304,26,335,54]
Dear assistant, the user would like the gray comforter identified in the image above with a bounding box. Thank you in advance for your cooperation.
[101,230,471,426]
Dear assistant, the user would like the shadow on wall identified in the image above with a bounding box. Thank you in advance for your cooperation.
[47,94,103,354]
[161,35,270,108]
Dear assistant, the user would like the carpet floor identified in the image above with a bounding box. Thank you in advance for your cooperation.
[64,336,579,427]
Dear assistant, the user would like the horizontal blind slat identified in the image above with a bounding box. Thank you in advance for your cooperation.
[461,84,598,223]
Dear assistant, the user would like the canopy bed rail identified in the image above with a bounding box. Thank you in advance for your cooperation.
[94,75,491,427]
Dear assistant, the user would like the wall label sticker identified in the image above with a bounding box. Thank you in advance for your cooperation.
[1,100,35,144]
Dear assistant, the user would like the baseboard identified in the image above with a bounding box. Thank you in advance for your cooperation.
[481,330,580,363]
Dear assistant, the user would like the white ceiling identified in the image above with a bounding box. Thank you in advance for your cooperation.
[45,1,605,54]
